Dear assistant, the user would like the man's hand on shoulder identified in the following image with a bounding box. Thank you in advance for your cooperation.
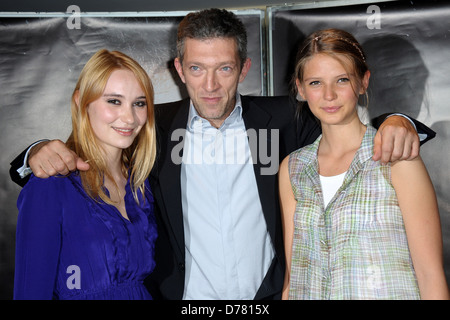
[373,115,420,164]
[29,140,90,178]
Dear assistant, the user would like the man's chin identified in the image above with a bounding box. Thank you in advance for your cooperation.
[196,106,227,120]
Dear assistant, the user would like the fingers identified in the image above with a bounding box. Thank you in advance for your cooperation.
[373,125,420,164]
[372,130,382,162]
[28,140,84,178]
[409,138,420,160]
[373,127,401,164]
[383,126,406,164]
[389,127,420,162]
[76,157,90,172]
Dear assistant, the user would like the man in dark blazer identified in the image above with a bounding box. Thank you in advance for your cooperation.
[144,9,318,299]
[145,93,321,300]
[10,8,433,300]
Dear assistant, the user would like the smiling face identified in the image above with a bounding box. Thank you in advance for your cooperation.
[297,53,369,127]
[174,37,251,128]
[86,68,148,157]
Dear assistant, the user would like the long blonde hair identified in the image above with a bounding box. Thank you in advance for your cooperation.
[66,49,156,205]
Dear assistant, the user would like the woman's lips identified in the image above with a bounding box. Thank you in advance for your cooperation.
[322,106,341,113]
[113,127,134,136]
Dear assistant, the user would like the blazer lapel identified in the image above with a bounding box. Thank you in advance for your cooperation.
[241,97,279,240]
[155,99,190,258]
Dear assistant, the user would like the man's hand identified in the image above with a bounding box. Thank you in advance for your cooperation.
[373,115,420,164]
[28,140,90,178]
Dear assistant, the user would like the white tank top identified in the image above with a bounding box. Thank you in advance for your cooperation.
[319,171,347,207]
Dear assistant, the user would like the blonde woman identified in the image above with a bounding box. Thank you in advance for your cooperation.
[14,49,157,299]
[279,29,449,300]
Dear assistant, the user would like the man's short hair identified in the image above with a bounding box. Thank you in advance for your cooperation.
[176,8,248,69]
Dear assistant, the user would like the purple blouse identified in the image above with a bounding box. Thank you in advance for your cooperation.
[14,172,157,300]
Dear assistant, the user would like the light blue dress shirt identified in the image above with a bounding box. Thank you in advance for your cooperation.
[180,94,274,299]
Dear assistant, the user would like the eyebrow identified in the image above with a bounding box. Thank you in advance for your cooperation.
[303,73,350,82]
[103,93,146,99]
[186,60,238,68]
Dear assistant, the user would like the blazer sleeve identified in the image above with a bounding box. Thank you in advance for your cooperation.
[9,140,48,187]
[371,113,436,145]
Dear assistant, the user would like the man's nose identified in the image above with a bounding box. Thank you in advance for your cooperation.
[203,71,219,92]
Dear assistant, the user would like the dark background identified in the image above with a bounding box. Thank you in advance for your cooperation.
[1,0,449,299]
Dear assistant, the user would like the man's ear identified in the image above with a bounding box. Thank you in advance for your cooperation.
[238,58,252,83]
[174,57,186,83]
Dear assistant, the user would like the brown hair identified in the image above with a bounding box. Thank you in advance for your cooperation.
[176,8,248,70]
[66,49,156,205]
[293,28,369,99]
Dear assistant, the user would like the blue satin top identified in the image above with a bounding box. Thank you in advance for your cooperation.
[14,172,157,300]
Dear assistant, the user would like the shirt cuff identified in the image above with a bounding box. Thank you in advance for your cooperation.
[385,113,427,142]
[17,140,49,178]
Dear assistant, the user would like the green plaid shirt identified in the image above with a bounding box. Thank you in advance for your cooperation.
[288,125,420,300]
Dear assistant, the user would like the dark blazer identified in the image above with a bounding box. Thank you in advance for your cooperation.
[145,95,321,300]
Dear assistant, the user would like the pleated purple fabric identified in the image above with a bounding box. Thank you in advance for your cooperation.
[14,172,157,300]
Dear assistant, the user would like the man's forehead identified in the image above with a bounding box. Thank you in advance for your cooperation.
[183,38,240,64]
[184,37,237,49]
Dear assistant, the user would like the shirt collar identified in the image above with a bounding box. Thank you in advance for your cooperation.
[187,93,243,130]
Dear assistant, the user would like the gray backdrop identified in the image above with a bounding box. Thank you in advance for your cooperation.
[0,10,264,299]
[1,0,449,299]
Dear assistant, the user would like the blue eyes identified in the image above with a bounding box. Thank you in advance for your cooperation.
[189,66,233,72]
[338,77,350,83]
[308,78,350,86]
